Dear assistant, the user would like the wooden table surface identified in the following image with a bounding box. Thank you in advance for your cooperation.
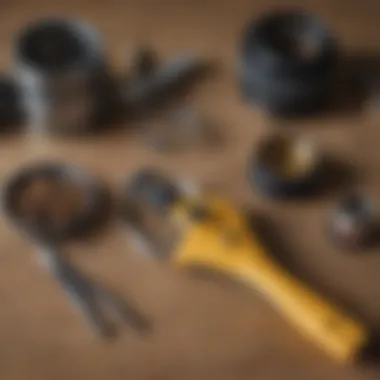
[1,0,380,379]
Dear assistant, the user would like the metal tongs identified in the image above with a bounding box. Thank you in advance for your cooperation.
[2,162,150,338]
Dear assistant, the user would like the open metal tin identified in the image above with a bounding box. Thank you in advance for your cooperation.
[249,132,323,198]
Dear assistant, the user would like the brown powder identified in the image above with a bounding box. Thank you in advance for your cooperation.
[17,178,86,227]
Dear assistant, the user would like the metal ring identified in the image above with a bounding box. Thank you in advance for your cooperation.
[2,161,109,242]
[328,194,377,250]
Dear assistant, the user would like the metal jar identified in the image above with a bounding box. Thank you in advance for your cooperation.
[13,18,116,135]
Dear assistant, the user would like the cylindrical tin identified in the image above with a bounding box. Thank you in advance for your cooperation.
[13,18,116,135]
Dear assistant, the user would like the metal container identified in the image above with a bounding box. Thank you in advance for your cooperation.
[13,18,116,135]
[250,133,323,198]
[328,194,377,250]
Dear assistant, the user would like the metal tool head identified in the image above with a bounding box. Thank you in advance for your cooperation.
[120,168,205,259]
[171,195,260,270]
[126,168,181,211]
[2,161,110,242]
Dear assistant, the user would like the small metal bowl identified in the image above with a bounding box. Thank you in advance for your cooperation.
[2,161,109,242]
[328,194,377,250]
[249,133,322,198]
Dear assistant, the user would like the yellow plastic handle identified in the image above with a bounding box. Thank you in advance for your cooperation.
[173,197,369,363]
[236,253,368,363]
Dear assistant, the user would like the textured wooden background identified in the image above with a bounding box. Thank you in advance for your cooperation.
[0,0,380,379]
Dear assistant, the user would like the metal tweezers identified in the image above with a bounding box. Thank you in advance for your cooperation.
[38,244,150,337]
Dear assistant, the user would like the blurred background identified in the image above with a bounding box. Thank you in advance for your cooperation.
[0,0,380,380]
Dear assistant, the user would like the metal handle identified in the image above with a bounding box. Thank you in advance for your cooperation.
[38,245,151,337]
[38,245,116,336]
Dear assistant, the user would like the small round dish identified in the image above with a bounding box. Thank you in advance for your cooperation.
[240,10,338,116]
[249,133,323,198]
[2,161,109,242]
[328,194,377,250]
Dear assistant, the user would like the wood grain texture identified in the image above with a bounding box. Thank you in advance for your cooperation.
[0,0,380,379]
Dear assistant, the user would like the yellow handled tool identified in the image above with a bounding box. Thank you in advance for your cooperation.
[171,195,368,363]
